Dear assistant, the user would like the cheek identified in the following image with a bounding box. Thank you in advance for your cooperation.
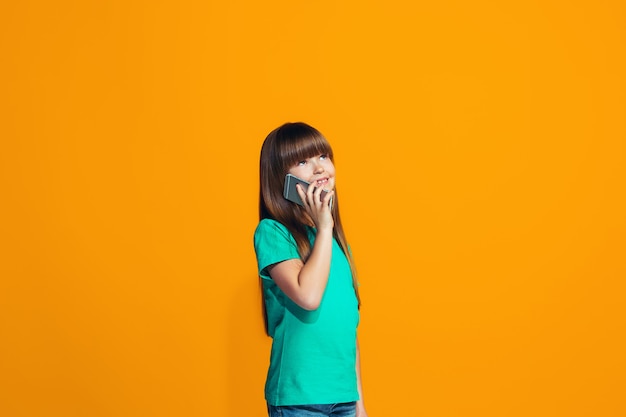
[325,164,336,177]
[287,166,306,180]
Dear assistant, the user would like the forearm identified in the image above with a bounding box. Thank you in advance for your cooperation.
[356,337,368,416]
[296,227,333,310]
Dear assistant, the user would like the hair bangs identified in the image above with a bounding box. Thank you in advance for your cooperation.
[276,124,334,170]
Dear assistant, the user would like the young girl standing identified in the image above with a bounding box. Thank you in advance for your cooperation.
[254,122,368,417]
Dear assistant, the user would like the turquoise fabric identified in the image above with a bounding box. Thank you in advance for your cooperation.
[254,218,360,406]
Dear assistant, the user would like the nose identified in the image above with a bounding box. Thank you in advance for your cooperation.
[312,160,324,174]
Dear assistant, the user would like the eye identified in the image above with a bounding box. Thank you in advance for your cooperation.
[297,160,307,166]
[320,154,328,160]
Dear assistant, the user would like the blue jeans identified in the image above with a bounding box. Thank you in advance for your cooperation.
[267,402,356,417]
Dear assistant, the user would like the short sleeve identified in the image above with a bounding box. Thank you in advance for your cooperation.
[254,219,301,280]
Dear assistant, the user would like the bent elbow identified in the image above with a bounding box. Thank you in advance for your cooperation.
[299,295,322,311]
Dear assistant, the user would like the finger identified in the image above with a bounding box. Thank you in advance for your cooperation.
[313,185,325,205]
[322,189,334,205]
[296,184,309,206]
[306,182,317,205]
[322,190,334,210]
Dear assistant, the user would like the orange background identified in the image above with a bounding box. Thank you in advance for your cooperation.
[1,1,625,416]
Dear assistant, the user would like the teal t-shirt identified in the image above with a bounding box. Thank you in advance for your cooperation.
[253,218,360,406]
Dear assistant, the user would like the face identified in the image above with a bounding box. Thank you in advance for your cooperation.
[287,153,336,191]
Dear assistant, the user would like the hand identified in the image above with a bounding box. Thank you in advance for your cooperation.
[296,183,334,231]
[356,402,369,417]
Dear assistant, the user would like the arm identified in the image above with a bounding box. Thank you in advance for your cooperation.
[268,184,335,311]
[356,336,369,417]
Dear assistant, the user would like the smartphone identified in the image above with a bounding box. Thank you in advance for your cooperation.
[283,174,332,207]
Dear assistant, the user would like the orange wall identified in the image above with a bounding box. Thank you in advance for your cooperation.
[1,1,625,416]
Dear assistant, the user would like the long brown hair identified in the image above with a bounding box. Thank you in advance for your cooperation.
[259,122,361,313]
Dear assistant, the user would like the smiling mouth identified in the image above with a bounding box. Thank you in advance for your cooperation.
[314,178,331,189]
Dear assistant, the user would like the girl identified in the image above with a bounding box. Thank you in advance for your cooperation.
[254,122,368,417]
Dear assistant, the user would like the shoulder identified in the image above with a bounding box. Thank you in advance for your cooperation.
[254,219,301,272]
[255,218,288,236]
[254,218,295,245]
